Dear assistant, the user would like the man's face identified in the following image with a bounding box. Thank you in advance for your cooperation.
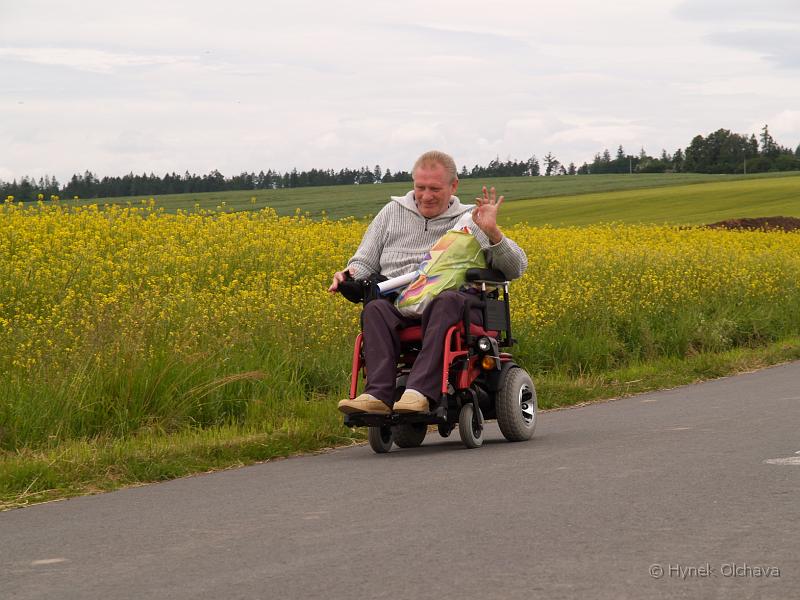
[413,162,459,219]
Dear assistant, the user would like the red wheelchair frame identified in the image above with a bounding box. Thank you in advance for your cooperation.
[341,268,537,453]
[349,322,512,401]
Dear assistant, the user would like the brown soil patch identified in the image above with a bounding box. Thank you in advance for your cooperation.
[706,216,800,232]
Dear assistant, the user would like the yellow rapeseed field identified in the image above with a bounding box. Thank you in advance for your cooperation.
[2,200,800,449]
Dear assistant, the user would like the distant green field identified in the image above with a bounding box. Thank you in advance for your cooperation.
[499,174,800,227]
[76,171,799,223]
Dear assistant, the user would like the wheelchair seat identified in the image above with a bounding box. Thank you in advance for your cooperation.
[398,323,499,343]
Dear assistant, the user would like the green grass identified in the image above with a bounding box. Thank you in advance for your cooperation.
[500,173,800,227]
[4,171,800,509]
[3,335,800,510]
[73,171,800,222]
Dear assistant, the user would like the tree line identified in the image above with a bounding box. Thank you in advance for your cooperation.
[579,125,799,176]
[3,125,799,202]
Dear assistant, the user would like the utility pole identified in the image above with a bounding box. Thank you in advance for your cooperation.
[629,156,632,174]
[744,156,747,175]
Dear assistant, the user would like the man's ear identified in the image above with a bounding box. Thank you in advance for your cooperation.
[451,177,459,196]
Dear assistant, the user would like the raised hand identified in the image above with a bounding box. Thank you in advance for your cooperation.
[472,185,504,244]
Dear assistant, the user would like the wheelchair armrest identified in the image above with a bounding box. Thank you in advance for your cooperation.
[465,268,508,284]
[336,272,394,305]
[337,278,365,304]
[465,268,515,347]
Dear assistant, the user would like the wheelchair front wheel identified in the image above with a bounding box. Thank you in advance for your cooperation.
[368,425,393,453]
[392,422,427,448]
[458,403,483,449]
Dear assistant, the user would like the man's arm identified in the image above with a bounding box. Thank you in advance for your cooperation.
[470,185,527,279]
[329,206,388,293]
[482,235,528,280]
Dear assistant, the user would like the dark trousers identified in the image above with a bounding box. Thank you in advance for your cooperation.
[361,290,483,406]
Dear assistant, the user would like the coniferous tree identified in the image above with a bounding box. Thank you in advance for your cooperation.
[673,148,684,172]
[749,134,759,156]
[527,155,540,176]
[760,124,778,158]
[543,152,559,176]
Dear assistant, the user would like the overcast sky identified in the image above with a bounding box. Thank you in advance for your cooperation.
[2,0,799,182]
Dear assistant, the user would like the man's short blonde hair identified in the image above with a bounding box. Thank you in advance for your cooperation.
[412,150,458,184]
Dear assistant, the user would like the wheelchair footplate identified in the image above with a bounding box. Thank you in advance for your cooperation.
[343,405,447,428]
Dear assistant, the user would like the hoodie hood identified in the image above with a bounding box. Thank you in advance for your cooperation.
[391,190,473,220]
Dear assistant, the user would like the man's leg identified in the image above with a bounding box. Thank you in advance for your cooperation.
[400,290,483,408]
[361,299,415,406]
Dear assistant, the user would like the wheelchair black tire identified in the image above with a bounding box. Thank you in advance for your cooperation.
[496,367,537,442]
[392,422,427,448]
[368,425,393,453]
[458,403,483,449]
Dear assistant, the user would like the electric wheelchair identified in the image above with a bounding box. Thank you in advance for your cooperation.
[338,268,537,453]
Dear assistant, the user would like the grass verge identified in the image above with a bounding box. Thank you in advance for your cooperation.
[3,336,799,511]
[499,173,800,227]
[64,171,798,220]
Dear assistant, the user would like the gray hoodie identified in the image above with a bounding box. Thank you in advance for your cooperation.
[346,190,528,280]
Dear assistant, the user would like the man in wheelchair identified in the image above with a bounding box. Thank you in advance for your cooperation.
[328,151,532,450]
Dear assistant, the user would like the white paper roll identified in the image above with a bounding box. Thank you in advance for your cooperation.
[377,271,418,293]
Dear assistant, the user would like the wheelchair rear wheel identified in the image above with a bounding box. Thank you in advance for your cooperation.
[458,403,483,449]
[496,367,537,442]
[392,422,427,448]
[368,425,393,453]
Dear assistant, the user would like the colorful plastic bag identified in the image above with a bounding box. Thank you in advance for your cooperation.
[395,229,486,317]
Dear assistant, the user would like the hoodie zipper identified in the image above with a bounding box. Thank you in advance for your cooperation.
[424,212,464,232]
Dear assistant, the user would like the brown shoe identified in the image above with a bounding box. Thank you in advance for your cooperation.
[338,394,391,415]
[364,397,392,415]
[392,389,430,414]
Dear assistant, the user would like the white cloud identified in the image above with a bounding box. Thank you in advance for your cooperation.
[0,47,197,74]
[0,0,798,181]
[673,0,800,23]
[708,29,800,70]
[548,124,647,147]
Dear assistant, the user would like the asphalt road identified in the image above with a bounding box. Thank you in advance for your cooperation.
[2,362,799,600]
